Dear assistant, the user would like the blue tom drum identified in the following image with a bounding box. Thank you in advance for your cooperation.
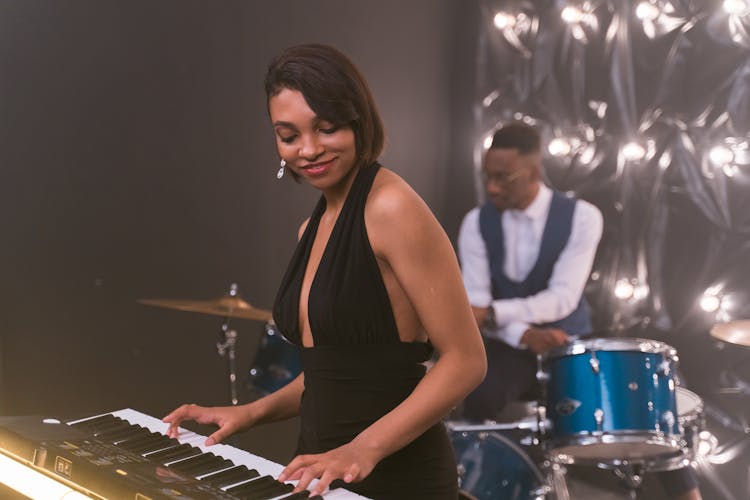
[451,431,550,500]
[247,322,302,395]
[544,338,683,465]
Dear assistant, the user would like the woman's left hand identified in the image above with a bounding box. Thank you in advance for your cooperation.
[277,442,377,496]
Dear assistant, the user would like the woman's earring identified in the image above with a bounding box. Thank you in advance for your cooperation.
[276,159,286,180]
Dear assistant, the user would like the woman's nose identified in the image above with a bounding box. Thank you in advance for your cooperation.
[299,134,324,160]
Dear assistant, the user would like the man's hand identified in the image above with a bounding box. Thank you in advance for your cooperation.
[520,327,569,354]
[471,306,492,328]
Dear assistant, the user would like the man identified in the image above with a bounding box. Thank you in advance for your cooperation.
[457,122,701,500]
[458,121,603,420]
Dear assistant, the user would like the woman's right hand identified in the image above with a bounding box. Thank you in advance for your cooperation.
[163,403,255,446]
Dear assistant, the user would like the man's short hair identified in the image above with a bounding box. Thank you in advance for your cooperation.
[490,122,541,155]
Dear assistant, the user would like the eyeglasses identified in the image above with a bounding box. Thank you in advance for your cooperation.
[481,168,527,185]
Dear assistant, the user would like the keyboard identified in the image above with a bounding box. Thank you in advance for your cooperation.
[0,408,368,499]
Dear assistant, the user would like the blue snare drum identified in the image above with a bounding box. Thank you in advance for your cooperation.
[544,338,682,464]
[247,322,302,395]
[451,431,549,500]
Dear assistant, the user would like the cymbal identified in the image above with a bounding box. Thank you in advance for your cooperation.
[710,320,750,347]
[138,294,272,322]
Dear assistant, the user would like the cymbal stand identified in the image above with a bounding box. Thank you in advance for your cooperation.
[217,320,239,406]
[613,461,644,499]
[535,354,549,446]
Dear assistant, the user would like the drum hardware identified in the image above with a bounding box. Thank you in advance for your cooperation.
[589,351,600,374]
[612,461,644,498]
[594,408,604,433]
[138,283,272,405]
[446,419,549,434]
[535,355,549,446]
[216,321,240,405]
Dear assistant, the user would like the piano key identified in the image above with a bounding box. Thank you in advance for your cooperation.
[225,474,276,493]
[145,443,201,463]
[96,423,146,441]
[199,465,260,487]
[68,413,118,429]
[89,419,131,436]
[111,427,151,444]
[177,455,229,475]
[169,452,219,472]
[117,431,166,451]
[247,481,295,500]
[106,409,368,499]
[277,492,311,500]
[127,435,178,455]
[188,458,234,477]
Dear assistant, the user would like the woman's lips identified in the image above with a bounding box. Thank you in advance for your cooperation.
[301,158,334,176]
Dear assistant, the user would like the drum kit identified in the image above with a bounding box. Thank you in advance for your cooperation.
[447,325,750,500]
[137,288,750,498]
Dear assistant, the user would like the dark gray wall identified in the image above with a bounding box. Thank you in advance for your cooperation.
[0,1,479,462]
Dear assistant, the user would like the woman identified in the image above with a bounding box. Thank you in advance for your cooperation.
[164,44,486,499]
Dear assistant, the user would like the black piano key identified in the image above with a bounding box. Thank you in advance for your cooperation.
[168,452,218,472]
[90,420,131,436]
[128,435,177,455]
[276,492,311,500]
[245,481,295,500]
[200,465,260,488]
[226,475,281,495]
[189,458,234,478]
[111,427,151,444]
[69,413,118,429]
[117,432,165,451]
[146,443,201,463]
[177,455,227,475]
[97,424,146,442]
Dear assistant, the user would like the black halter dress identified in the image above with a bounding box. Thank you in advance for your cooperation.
[272,163,458,499]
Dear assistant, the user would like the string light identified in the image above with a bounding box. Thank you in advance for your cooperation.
[493,12,516,30]
[723,0,750,16]
[699,286,723,312]
[614,278,635,300]
[636,1,660,21]
[621,141,647,162]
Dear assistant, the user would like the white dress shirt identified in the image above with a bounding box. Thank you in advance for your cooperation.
[458,184,603,347]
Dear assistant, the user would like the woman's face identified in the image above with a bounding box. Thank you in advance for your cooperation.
[269,88,357,190]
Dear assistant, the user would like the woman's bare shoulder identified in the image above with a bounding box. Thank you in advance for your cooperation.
[366,167,429,220]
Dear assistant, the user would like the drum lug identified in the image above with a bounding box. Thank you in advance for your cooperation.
[589,351,600,374]
[594,408,604,431]
[658,356,671,376]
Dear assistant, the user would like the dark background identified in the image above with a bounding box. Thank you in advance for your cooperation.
[1,1,749,498]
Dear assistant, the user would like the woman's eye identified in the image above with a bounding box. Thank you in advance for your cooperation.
[279,135,296,144]
[319,126,339,134]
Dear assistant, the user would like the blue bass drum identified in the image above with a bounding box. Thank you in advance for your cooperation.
[544,338,683,465]
[247,322,302,395]
[451,431,549,500]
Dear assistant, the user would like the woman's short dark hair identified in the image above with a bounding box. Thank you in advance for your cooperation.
[265,44,385,168]
[490,122,541,155]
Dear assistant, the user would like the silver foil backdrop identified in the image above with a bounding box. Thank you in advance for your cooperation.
[473,1,750,498]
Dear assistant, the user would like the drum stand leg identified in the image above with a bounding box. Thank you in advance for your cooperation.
[613,462,644,499]
[217,321,239,406]
[544,461,569,500]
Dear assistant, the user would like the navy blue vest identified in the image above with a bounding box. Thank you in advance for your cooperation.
[478,191,592,336]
